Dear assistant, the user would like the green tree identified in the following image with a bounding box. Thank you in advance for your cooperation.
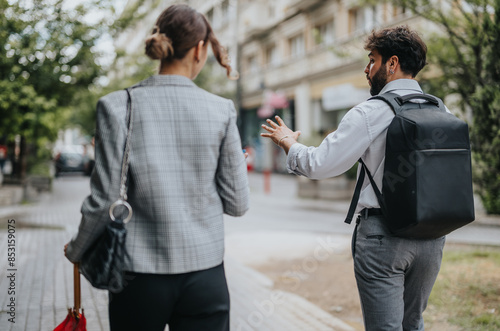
[389,0,500,214]
[0,0,146,179]
[71,49,159,135]
[78,44,237,137]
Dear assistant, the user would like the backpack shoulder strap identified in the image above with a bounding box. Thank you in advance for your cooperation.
[369,92,403,115]
[345,161,366,224]
[345,159,386,224]
[371,92,447,114]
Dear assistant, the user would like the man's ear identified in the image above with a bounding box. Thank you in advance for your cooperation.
[389,55,399,69]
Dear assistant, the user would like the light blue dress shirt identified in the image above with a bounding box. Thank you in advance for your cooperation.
[287,79,430,212]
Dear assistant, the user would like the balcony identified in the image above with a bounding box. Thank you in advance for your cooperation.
[286,0,323,13]
[241,38,366,96]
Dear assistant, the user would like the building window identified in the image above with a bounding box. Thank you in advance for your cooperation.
[265,45,279,67]
[313,20,335,46]
[348,8,364,35]
[268,3,275,18]
[367,5,378,30]
[246,55,258,74]
[221,0,229,23]
[289,34,305,59]
[393,4,407,18]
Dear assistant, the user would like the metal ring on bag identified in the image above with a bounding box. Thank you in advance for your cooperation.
[109,199,133,224]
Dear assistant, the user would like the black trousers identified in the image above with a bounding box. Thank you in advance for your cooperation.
[108,263,230,331]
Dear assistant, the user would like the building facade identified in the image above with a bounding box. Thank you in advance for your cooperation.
[115,0,240,96]
[187,0,240,98]
[237,0,424,172]
[117,0,429,173]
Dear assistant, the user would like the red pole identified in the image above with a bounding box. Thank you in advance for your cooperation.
[263,170,271,194]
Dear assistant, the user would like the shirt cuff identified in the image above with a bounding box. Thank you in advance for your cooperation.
[286,142,306,175]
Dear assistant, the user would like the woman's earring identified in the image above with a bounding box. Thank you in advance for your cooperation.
[390,69,395,75]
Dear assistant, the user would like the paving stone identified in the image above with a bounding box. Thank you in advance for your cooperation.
[0,176,355,331]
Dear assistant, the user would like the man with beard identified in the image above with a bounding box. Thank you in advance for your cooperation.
[261,26,446,330]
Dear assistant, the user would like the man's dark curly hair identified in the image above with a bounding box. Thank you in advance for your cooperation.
[364,25,427,77]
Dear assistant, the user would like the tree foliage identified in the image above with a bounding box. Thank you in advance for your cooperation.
[194,56,238,101]
[389,0,500,214]
[68,0,165,135]
[78,47,237,137]
[0,0,146,177]
[71,52,158,135]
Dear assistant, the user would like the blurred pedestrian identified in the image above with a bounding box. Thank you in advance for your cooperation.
[0,144,7,173]
[64,4,249,331]
[261,26,446,330]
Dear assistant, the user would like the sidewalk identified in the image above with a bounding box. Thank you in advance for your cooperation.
[0,175,355,331]
[245,172,500,227]
[0,173,499,331]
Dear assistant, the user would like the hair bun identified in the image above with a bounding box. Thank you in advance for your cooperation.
[145,29,174,60]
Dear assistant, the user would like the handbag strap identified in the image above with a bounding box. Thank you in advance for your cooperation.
[119,88,134,200]
[109,88,134,223]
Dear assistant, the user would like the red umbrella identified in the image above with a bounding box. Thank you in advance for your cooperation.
[54,264,87,331]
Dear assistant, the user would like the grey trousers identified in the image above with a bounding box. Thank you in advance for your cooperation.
[352,214,445,331]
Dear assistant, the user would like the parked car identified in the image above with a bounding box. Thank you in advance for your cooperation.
[54,146,86,177]
[84,157,95,176]
[83,138,95,177]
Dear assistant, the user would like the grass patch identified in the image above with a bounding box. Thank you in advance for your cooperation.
[426,244,500,330]
[28,161,52,177]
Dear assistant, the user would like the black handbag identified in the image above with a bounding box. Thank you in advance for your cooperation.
[79,88,135,293]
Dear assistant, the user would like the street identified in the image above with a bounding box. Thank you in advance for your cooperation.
[227,172,500,246]
[0,172,499,331]
[2,0,499,330]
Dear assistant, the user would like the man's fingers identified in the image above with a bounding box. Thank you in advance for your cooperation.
[261,124,274,133]
[261,132,272,137]
[266,119,279,129]
[275,116,286,127]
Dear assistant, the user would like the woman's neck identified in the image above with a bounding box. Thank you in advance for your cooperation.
[158,60,193,79]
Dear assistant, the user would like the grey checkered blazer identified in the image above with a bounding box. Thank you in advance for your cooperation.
[66,75,250,274]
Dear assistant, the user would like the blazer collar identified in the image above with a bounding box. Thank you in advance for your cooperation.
[133,75,197,88]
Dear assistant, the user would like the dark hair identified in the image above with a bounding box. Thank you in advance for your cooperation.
[145,4,235,78]
[364,25,427,77]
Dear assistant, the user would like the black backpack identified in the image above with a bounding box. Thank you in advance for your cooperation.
[346,93,475,239]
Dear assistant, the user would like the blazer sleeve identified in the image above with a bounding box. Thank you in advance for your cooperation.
[215,100,250,217]
[65,93,127,262]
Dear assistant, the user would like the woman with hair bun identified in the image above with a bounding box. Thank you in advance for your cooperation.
[64,4,249,331]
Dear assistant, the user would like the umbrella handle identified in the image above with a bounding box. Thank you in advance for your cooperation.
[74,263,81,312]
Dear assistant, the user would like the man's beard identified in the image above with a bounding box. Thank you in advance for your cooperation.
[368,65,388,96]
